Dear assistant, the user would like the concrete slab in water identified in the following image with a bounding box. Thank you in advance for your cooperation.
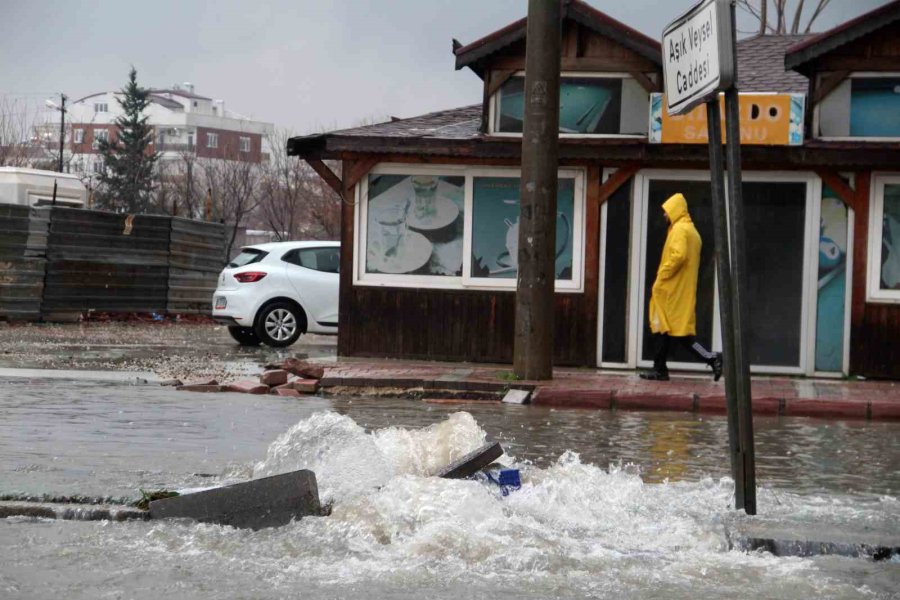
[728,521,900,561]
[149,470,321,530]
[0,501,149,522]
[0,367,159,384]
[502,389,531,404]
[436,442,504,479]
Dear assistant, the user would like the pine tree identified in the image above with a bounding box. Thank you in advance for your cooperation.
[97,68,158,213]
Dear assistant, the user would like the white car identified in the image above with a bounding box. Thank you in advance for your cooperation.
[212,241,339,347]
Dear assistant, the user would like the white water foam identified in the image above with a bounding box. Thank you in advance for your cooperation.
[252,411,490,502]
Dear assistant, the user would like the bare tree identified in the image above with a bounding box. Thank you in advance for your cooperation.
[156,150,204,218]
[200,146,261,258]
[255,129,342,242]
[0,97,61,169]
[737,0,832,35]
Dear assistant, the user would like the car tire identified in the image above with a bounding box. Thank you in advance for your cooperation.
[227,326,262,346]
[255,301,304,347]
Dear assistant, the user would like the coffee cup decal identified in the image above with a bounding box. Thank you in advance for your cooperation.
[374,198,410,257]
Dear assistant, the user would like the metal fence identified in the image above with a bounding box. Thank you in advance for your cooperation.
[167,217,227,314]
[0,205,48,321]
[0,203,226,321]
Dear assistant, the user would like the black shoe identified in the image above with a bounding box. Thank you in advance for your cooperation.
[639,370,670,381]
[710,353,723,382]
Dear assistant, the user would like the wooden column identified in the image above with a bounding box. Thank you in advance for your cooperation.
[337,160,356,358]
[849,171,871,373]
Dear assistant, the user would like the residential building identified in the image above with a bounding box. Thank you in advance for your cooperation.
[46,83,273,177]
[288,0,900,379]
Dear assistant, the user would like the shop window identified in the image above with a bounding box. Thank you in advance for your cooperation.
[363,171,465,279]
[491,73,649,137]
[868,175,900,303]
[356,165,585,291]
[817,74,900,139]
[469,176,576,285]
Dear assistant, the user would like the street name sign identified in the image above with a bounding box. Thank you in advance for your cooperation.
[662,0,735,116]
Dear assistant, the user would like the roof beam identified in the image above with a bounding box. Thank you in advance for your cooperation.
[305,159,343,197]
[814,168,858,212]
[812,70,850,104]
[597,163,640,205]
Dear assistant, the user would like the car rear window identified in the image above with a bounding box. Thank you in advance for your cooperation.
[282,247,340,273]
[228,248,268,268]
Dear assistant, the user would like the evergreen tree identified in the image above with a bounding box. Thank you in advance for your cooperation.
[97,68,158,213]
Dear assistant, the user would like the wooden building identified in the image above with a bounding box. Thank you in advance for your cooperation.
[288,0,900,379]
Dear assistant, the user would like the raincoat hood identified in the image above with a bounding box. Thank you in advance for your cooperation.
[662,193,690,225]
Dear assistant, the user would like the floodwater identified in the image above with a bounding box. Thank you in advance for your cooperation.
[1,377,899,599]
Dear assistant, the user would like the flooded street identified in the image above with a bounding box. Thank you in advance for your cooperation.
[2,376,899,599]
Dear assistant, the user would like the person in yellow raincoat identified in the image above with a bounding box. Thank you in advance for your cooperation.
[641,193,723,381]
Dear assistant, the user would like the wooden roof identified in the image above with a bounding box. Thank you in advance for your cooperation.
[785,0,900,74]
[453,0,661,75]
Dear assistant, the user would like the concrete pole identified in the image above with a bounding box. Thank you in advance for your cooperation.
[513,0,562,380]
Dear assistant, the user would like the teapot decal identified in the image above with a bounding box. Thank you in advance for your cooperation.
[495,212,570,271]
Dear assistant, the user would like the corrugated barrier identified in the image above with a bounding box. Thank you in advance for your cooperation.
[0,203,227,321]
[0,204,48,321]
[167,217,226,314]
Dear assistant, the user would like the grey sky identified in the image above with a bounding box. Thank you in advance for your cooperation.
[0,0,889,134]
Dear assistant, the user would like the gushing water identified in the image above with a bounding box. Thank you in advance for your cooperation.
[251,411,490,502]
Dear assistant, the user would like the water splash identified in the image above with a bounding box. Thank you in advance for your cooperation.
[252,412,489,502]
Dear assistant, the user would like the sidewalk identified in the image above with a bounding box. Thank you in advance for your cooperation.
[317,357,900,421]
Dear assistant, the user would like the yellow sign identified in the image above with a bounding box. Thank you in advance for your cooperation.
[649,93,805,145]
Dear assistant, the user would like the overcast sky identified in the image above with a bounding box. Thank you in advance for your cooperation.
[0,0,889,134]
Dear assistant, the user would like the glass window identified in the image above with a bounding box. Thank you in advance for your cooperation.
[365,173,464,276]
[495,75,633,135]
[470,176,575,280]
[228,248,268,268]
[240,136,250,152]
[601,181,632,364]
[850,77,900,137]
[73,129,84,144]
[869,179,900,302]
[815,188,849,372]
[283,247,340,273]
[207,132,218,148]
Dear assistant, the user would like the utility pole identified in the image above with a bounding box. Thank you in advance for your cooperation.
[513,0,562,381]
[57,93,67,173]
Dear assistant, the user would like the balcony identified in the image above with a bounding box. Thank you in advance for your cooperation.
[156,143,196,153]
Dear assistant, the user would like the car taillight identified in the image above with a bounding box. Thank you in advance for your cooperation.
[234,271,267,283]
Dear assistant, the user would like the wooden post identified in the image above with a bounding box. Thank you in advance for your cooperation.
[513,0,562,380]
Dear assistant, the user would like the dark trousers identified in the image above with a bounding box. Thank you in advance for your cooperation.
[652,333,715,374]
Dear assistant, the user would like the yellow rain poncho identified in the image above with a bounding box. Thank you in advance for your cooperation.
[648,193,701,337]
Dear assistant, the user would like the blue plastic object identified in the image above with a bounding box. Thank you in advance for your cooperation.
[484,468,521,496]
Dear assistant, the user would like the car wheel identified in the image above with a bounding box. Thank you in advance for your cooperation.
[255,302,304,347]
[227,326,262,346]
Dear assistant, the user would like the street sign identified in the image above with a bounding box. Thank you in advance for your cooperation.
[662,0,734,116]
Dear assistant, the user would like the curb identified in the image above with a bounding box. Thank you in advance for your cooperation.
[533,389,897,421]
